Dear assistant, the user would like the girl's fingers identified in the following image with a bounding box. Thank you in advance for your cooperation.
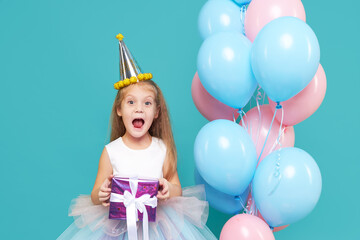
[99,195,110,201]
[100,187,112,192]
[158,178,164,187]
[100,184,112,192]
[161,181,169,194]
[156,193,165,199]
[105,175,113,185]
[157,192,169,200]
[100,192,109,197]
[102,202,110,207]
[102,175,113,189]
[162,185,168,194]
[99,191,110,197]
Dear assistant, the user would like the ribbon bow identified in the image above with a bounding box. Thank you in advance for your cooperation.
[110,177,157,240]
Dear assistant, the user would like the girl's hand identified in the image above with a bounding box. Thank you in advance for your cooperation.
[157,178,170,200]
[98,175,113,207]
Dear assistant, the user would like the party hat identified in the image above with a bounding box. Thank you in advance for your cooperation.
[114,34,153,90]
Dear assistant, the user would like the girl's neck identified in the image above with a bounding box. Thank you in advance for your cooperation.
[122,132,152,150]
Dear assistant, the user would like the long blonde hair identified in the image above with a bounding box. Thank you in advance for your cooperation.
[110,80,177,180]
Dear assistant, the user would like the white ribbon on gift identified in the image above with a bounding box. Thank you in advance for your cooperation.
[110,177,157,240]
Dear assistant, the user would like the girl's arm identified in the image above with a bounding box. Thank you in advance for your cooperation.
[157,166,182,200]
[167,171,182,197]
[91,147,113,205]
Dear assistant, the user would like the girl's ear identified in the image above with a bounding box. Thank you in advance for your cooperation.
[116,107,122,117]
[154,107,160,119]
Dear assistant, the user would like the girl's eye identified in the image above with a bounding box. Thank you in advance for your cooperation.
[128,100,134,104]
[145,101,152,106]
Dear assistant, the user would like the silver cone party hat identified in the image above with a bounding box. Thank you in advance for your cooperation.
[114,34,152,90]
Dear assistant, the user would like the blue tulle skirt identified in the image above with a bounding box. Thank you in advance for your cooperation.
[57,185,217,240]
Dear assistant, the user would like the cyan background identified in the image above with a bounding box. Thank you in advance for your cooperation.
[0,0,358,239]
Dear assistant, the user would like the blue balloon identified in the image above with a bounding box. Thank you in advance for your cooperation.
[197,32,257,109]
[194,169,249,215]
[251,17,320,102]
[194,119,257,196]
[252,147,322,227]
[198,0,244,40]
[232,0,251,6]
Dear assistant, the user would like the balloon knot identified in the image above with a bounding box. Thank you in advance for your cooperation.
[276,102,282,109]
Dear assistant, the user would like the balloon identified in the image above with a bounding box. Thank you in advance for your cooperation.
[252,147,322,227]
[245,105,296,161]
[244,0,306,42]
[233,0,252,6]
[251,16,320,103]
[220,214,275,240]
[191,72,239,121]
[194,119,257,196]
[269,64,327,126]
[197,31,257,109]
[241,105,295,164]
[194,169,249,215]
[246,193,289,232]
[273,225,288,233]
[198,0,244,40]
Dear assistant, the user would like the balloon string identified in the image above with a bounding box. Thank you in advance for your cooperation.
[268,165,282,196]
[268,128,285,154]
[237,195,247,215]
[268,104,283,196]
[245,186,258,216]
[262,90,266,105]
[257,103,279,163]
[240,5,247,35]
[255,86,262,148]
[268,106,284,154]
[249,93,252,112]
[242,109,249,131]
[278,105,284,148]
[238,108,248,131]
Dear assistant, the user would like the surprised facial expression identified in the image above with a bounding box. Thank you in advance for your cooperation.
[117,84,159,139]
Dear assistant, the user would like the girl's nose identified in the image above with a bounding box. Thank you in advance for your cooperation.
[135,104,144,113]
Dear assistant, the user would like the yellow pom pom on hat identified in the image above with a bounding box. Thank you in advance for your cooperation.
[114,33,152,90]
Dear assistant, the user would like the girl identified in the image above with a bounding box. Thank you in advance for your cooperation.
[58,34,217,240]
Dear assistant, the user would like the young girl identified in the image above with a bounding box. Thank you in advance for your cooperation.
[58,34,217,240]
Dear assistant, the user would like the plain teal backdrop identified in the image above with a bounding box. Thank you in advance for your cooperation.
[1,0,359,239]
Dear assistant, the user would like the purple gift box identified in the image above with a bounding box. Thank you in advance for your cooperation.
[109,177,159,222]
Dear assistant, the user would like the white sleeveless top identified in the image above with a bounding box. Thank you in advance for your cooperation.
[105,137,166,179]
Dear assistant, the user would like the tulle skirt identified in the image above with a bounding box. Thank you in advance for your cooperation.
[57,185,217,240]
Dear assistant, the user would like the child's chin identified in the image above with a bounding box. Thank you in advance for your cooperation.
[129,128,147,137]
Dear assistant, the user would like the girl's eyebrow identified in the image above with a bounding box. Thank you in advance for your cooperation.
[124,93,155,99]
[144,95,155,99]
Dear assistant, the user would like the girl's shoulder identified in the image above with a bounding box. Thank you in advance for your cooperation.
[152,137,166,151]
[105,136,123,149]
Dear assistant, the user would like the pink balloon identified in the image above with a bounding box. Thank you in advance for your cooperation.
[269,64,327,126]
[246,194,289,232]
[241,105,295,164]
[220,214,275,240]
[191,72,239,121]
[273,225,289,232]
[244,0,306,42]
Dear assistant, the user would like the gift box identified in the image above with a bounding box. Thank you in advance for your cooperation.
[109,177,159,222]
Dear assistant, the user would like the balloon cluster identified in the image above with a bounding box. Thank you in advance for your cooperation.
[193,0,326,239]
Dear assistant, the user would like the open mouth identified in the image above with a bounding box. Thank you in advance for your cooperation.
[132,118,145,128]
